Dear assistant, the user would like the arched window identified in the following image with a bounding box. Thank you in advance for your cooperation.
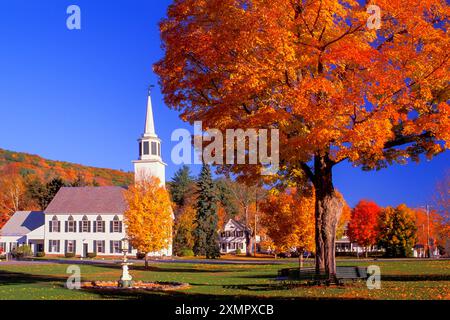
[95,215,105,233]
[67,215,76,232]
[50,216,60,233]
[112,215,122,233]
[81,215,90,233]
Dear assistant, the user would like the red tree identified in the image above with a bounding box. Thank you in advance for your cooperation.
[347,200,381,256]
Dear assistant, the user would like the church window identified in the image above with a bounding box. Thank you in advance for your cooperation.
[151,142,157,155]
[81,216,90,232]
[158,143,161,156]
[67,216,76,232]
[143,141,149,155]
[50,216,60,233]
[112,215,122,233]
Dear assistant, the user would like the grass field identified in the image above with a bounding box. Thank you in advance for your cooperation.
[0,259,448,300]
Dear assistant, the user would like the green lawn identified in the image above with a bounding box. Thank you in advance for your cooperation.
[0,259,448,300]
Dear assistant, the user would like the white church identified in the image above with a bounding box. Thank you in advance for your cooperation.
[0,90,172,258]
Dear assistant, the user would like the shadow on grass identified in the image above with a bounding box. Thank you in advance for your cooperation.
[0,270,65,286]
[90,263,247,274]
[381,274,450,281]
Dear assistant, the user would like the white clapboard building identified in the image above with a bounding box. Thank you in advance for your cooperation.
[0,90,171,258]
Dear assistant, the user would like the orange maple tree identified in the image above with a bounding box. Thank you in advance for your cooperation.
[347,200,381,255]
[123,177,173,267]
[155,0,449,278]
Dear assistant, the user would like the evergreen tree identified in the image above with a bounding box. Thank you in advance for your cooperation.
[169,165,194,206]
[193,164,220,259]
[44,178,66,208]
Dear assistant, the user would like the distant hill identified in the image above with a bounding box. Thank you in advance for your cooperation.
[0,148,134,186]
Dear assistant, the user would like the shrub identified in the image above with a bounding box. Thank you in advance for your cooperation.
[35,252,45,258]
[86,252,97,259]
[235,248,242,255]
[179,249,194,257]
[136,252,146,260]
[65,252,75,258]
[0,254,6,260]
[12,245,33,260]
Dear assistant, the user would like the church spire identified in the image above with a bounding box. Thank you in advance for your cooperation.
[144,85,156,137]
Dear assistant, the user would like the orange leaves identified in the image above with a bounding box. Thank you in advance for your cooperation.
[347,200,381,247]
[156,0,449,177]
[260,187,315,252]
[123,177,173,254]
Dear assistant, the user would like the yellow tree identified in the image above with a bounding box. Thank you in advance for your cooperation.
[123,177,173,268]
[261,187,315,266]
[155,0,449,279]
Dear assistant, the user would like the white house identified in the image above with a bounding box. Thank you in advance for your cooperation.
[0,90,172,258]
[0,211,45,255]
[219,219,249,254]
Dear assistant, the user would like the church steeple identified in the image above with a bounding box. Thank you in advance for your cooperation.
[144,86,156,137]
[133,87,166,186]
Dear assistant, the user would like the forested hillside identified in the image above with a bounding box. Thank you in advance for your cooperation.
[0,148,133,186]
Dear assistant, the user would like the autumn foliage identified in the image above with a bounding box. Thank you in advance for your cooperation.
[123,177,173,259]
[156,0,449,276]
[347,200,381,249]
[260,188,315,254]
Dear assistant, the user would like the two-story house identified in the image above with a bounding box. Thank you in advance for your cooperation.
[218,219,249,254]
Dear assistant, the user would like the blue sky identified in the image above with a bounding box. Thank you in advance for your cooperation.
[0,0,448,208]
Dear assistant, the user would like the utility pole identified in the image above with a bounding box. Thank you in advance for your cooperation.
[426,205,431,258]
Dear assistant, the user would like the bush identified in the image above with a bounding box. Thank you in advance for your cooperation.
[35,252,45,258]
[0,254,6,260]
[65,252,75,258]
[86,252,97,259]
[12,245,33,260]
[178,249,194,257]
[235,248,242,255]
[136,252,146,260]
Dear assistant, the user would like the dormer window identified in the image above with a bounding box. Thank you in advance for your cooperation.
[49,216,60,233]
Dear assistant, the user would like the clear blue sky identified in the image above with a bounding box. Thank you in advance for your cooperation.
[0,0,448,208]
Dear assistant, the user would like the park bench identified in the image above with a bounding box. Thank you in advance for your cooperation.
[278,266,368,285]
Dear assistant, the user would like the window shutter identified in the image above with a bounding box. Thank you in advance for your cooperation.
[65,240,68,254]
[119,222,123,233]
[93,240,97,253]
[79,221,82,233]
[65,221,68,232]
[93,222,97,233]
[128,243,132,253]
[57,241,60,253]
[102,221,106,233]
[74,241,76,254]
[58,221,61,232]
[88,221,91,233]
[48,240,52,253]
[110,221,113,233]
[110,241,113,254]
[74,222,77,233]
[49,221,52,233]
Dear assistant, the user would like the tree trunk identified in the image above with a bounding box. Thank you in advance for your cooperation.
[245,230,253,256]
[313,155,343,282]
[145,253,149,269]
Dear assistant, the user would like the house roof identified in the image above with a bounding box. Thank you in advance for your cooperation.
[45,186,127,215]
[225,219,250,231]
[0,211,44,236]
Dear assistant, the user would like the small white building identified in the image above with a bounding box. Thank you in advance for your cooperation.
[0,211,45,255]
[219,219,249,254]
